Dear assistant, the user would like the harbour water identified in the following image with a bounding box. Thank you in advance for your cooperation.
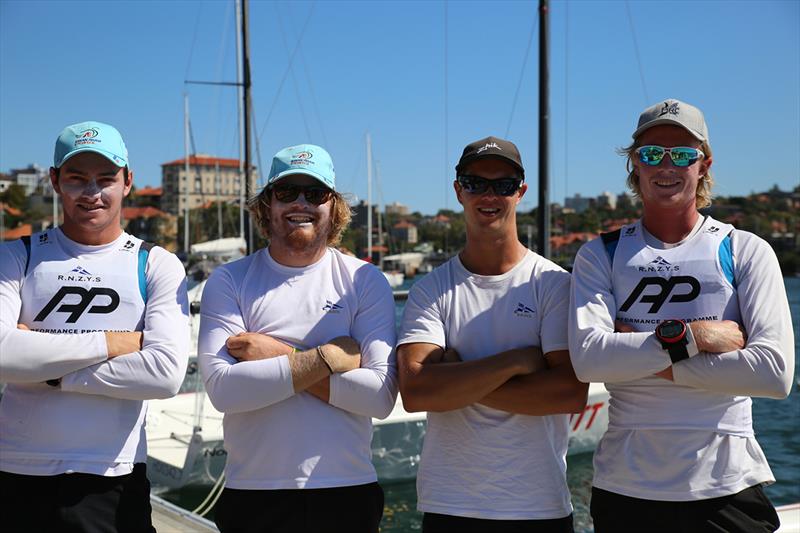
[162,277,800,532]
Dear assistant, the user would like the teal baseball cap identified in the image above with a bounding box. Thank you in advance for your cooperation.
[54,121,129,168]
[267,144,335,190]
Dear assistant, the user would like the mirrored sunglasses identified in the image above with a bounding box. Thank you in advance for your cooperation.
[270,184,333,205]
[457,175,523,196]
[636,145,705,168]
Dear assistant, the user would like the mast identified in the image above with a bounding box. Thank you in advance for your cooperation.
[216,161,223,239]
[537,0,551,258]
[183,93,191,255]
[235,0,245,242]
[366,132,373,262]
[241,0,253,254]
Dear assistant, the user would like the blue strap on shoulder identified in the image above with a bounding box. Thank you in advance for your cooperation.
[21,235,31,275]
[600,229,621,263]
[138,242,155,302]
[718,233,736,288]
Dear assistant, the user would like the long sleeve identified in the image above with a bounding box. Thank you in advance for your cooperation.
[329,267,398,419]
[59,247,190,400]
[672,232,794,398]
[198,264,295,414]
[0,240,107,383]
[569,238,673,383]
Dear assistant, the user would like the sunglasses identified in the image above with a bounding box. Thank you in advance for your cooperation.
[635,145,705,168]
[457,175,523,196]
[270,184,333,205]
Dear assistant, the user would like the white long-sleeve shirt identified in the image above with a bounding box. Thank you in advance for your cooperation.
[197,247,397,490]
[569,217,794,500]
[0,229,189,476]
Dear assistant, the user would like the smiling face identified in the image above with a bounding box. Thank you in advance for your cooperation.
[51,151,132,245]
[266,174,334,265]
[632,125,712,214]
[455,158,527,236]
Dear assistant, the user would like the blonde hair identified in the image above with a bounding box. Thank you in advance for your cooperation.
[619,139,714,209]
[247,186,352,246]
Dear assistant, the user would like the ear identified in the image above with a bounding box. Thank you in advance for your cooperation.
[516,183,528,204]
[453,179,464,206]
[699,155,712,176]
[49,167,61,195]
[123,169,133,197]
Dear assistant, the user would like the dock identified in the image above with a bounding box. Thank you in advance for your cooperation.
[151,494,218,532]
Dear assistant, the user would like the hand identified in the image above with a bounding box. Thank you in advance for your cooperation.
[690,320,747,354]
[654,367,674,381]
[17,323,30,331]
[105,331,143,358]
[320,336,361,373]
[226,333,294,362]
[615,321,636,333]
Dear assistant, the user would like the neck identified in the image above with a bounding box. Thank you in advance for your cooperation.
[641,203,700,244]
[268,242,328,267]
[460,230,527,275]
[59,222,123,246]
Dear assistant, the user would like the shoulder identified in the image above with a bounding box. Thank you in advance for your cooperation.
[330,248,390,286]
[0,237,29,279]
[207,253,257,287]
[144,244,186,281]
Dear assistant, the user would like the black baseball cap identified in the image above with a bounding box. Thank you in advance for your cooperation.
[455,136,525,178]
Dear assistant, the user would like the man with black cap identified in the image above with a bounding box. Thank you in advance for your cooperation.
[397,136,586,532]
[198,144,397,533]
[0,121,189,532]
[569,99,794,532]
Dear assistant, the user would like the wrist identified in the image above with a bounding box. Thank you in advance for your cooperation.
[316,345,335,374]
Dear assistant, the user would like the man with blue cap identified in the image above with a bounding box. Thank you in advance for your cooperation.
[0,121,189,532]
[198,144,397,532]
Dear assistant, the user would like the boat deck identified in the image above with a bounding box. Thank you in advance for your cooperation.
[151,494,218,532]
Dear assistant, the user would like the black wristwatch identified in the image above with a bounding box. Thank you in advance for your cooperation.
[655,319,690,364]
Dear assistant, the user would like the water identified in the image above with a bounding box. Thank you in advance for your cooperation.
[162,277,800,532]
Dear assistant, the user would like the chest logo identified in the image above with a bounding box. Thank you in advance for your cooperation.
[514,303,535,318]
[322,300,343,313]
[619,276,700,314]
[34,286,120,323]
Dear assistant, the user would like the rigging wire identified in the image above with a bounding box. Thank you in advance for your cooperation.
[624,0,650,105]
[444,0,449,212]
[505,10,539,139]
[212,0,235,159]
[275,2,314,142]
[257,3,316,144]
[184,2,205,82]
[563,0,569,237]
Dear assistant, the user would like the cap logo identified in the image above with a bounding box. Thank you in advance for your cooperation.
[79,128,99,138]
[658,102,680,117]
[477,142,501,154]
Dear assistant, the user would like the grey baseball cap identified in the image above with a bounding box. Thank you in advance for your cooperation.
[632,99,709,143]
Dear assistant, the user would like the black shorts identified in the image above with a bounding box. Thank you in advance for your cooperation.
[422,512,574,533]
[214,481,384,533]
[0,463,155,533]
[590,485,780,533]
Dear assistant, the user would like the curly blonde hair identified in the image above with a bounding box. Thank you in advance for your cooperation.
[247,186,352,246]
[619,139,714,209]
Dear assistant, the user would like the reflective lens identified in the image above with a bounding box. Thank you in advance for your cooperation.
[457,175,523,196]
[271,184,333,205]
[636,145,704,168]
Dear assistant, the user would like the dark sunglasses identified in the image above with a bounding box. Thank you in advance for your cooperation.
[457,175,523,196]
[635,145,705,168]
[270,184,333,205]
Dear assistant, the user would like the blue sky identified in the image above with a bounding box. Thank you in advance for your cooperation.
[1,0,798,215]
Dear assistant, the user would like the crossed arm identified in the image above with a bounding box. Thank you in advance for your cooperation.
[397,342,587,416]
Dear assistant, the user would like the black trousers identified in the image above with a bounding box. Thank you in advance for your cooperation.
[0,463,155,533]
[591,485,780,533]
[214,482,384,533]
[422,512,574,533]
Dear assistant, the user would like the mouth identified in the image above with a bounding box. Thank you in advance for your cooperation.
[78,204,105,212]
[477,207,501,217]
[286,213,315,226]
[652,178,682,189]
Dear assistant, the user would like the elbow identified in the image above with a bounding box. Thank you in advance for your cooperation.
[398,375,428,413]
[400,393,426,413]
[763,374,793,400]
[565,382,590,414]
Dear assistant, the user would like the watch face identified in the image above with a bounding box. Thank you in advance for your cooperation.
[659,321,684,339]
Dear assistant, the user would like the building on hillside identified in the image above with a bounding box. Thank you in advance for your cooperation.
[391,220,418,245]
[385,202,410,216]
[597,191,617,210]
[351,200,379,229]
[9,164,47,195]
[134,186,163,209]
[122,206,178,250]
[1,223,32,241]
[160,155,257,216]
[565,193,591,213]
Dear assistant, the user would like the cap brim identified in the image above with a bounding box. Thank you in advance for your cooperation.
[632,119,706,142]
[269,169,334,189]
[57,147,128,168]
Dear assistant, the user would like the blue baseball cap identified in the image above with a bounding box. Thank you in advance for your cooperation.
[54,121,129,169]
[267,144,335,190]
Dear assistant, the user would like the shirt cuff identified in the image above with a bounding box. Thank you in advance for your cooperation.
[684,323,700,358]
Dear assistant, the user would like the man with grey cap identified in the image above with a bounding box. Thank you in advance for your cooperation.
[398,136,586,532]
[569,99,793,531]
[0,121,189,531]
[198,144,397,532]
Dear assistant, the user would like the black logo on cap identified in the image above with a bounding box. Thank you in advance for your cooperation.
[659,102,680,117]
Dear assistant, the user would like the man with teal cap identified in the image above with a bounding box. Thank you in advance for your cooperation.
[0,121,189,532]
[198,144,397,532]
